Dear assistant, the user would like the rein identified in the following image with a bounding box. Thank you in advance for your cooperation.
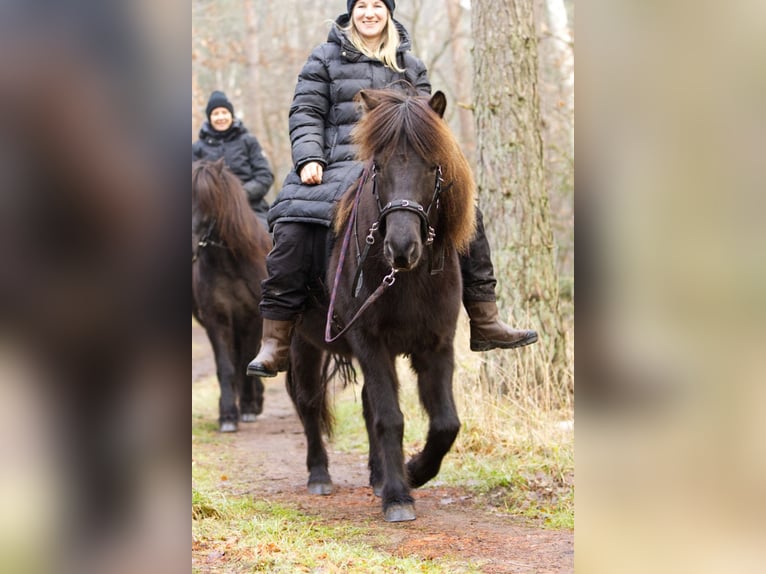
[324,161,449,343]
[325,165,395,343]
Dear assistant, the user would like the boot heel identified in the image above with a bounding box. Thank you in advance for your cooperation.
[247,362,278,377]
[247,318,295,376]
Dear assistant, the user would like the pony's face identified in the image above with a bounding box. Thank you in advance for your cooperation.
[375,148,440,272]
[351,89,476,268]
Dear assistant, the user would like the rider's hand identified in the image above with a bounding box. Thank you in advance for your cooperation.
[300,162,324,185]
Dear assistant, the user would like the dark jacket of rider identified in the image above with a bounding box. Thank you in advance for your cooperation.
[266,13,429,231]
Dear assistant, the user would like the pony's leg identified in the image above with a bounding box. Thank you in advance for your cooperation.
[206,327,239,432]
[287,335,333,495]
[240,375,264,422]
[239,325,264,421]
[406,347,461,488]
[356,350,415,522]
[361,383,383,496]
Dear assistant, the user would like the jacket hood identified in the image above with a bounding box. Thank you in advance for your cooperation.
[198,118,248,141]
[329,13,412,54]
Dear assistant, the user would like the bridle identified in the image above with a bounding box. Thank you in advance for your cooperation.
[325,160,451,343]
[192,219,227,263]
[372,161,443,246]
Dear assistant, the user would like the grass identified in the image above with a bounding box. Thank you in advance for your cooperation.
[193,493,480,573]
[192,371,222,442]
[445,337,574,529]
[192,410,482,573]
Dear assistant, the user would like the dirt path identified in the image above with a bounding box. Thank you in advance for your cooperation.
[193,321,573,573]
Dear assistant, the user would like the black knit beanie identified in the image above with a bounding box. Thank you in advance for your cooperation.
[205,91,234,121]
[347,0,395,16]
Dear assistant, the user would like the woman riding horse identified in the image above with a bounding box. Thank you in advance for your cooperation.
[248,0,537,378]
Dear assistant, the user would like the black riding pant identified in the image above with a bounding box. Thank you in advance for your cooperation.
[260,209,497,320]
[460,207,497,303]
[260,222,331,321]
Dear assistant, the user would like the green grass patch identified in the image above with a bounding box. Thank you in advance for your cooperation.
[192,480,481,573]
[192,374,222,442]
[437,450,574,529]
[192,415,219,441]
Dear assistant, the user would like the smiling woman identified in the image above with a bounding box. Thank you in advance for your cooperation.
[350,0,390,45]
[342,0,403,72]
[192,90,275,226]
[208,108,233,132]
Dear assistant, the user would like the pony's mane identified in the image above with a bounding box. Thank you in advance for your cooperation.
[348,89,476,252]
[192,160,269,262]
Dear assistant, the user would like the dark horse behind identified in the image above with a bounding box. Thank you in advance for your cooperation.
[287,89,476,521]
[192,159,272,432]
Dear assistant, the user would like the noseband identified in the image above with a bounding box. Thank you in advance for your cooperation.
[369,161,445,246]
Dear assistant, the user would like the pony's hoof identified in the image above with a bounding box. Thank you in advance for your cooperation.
[372,485,383,498]
[384,503,416,522]
[307,481,333,496]
[219,421,238,433]
[240,413,258,423]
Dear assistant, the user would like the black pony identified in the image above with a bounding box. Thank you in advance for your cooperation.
[287,89,477,521]
[192,159,272,432]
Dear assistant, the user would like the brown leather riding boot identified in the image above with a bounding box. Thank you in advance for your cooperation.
[465,300,538,352]
[246,319,295,377]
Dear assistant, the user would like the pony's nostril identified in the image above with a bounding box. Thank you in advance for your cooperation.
[384,239,421,270]
[405,242,420,268]
[393,254,411,269]
[383,242,394,264]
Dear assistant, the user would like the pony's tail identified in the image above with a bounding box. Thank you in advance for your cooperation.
[319,354,357,439]
[285,349,356,440]
[284,356,331,440]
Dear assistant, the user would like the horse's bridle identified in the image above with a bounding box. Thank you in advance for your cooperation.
[368,161,446,246]
[325,160,451,343]
[192,219,227,263]
[350,162,450,289]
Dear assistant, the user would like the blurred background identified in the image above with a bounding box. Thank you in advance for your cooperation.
[0,1,188,573]
[576,1,766,572]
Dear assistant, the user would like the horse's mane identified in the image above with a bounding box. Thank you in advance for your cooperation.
[344,89,476,253]
[192,159,269,263]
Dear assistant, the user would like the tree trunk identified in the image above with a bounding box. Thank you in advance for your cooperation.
[445,0,475,162]
[471,0,570,403]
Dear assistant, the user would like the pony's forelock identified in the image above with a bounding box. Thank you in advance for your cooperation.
[192,160,268,262]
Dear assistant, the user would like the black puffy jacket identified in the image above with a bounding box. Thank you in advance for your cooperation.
[267,15,430,230]
[192,119,275,217]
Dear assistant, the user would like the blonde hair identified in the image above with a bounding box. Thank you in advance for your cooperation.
[341,16,404,73]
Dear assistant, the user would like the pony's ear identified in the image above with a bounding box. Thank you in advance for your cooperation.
[357,90,381,112]
[213,157,226,173]
[429,91,447,118]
